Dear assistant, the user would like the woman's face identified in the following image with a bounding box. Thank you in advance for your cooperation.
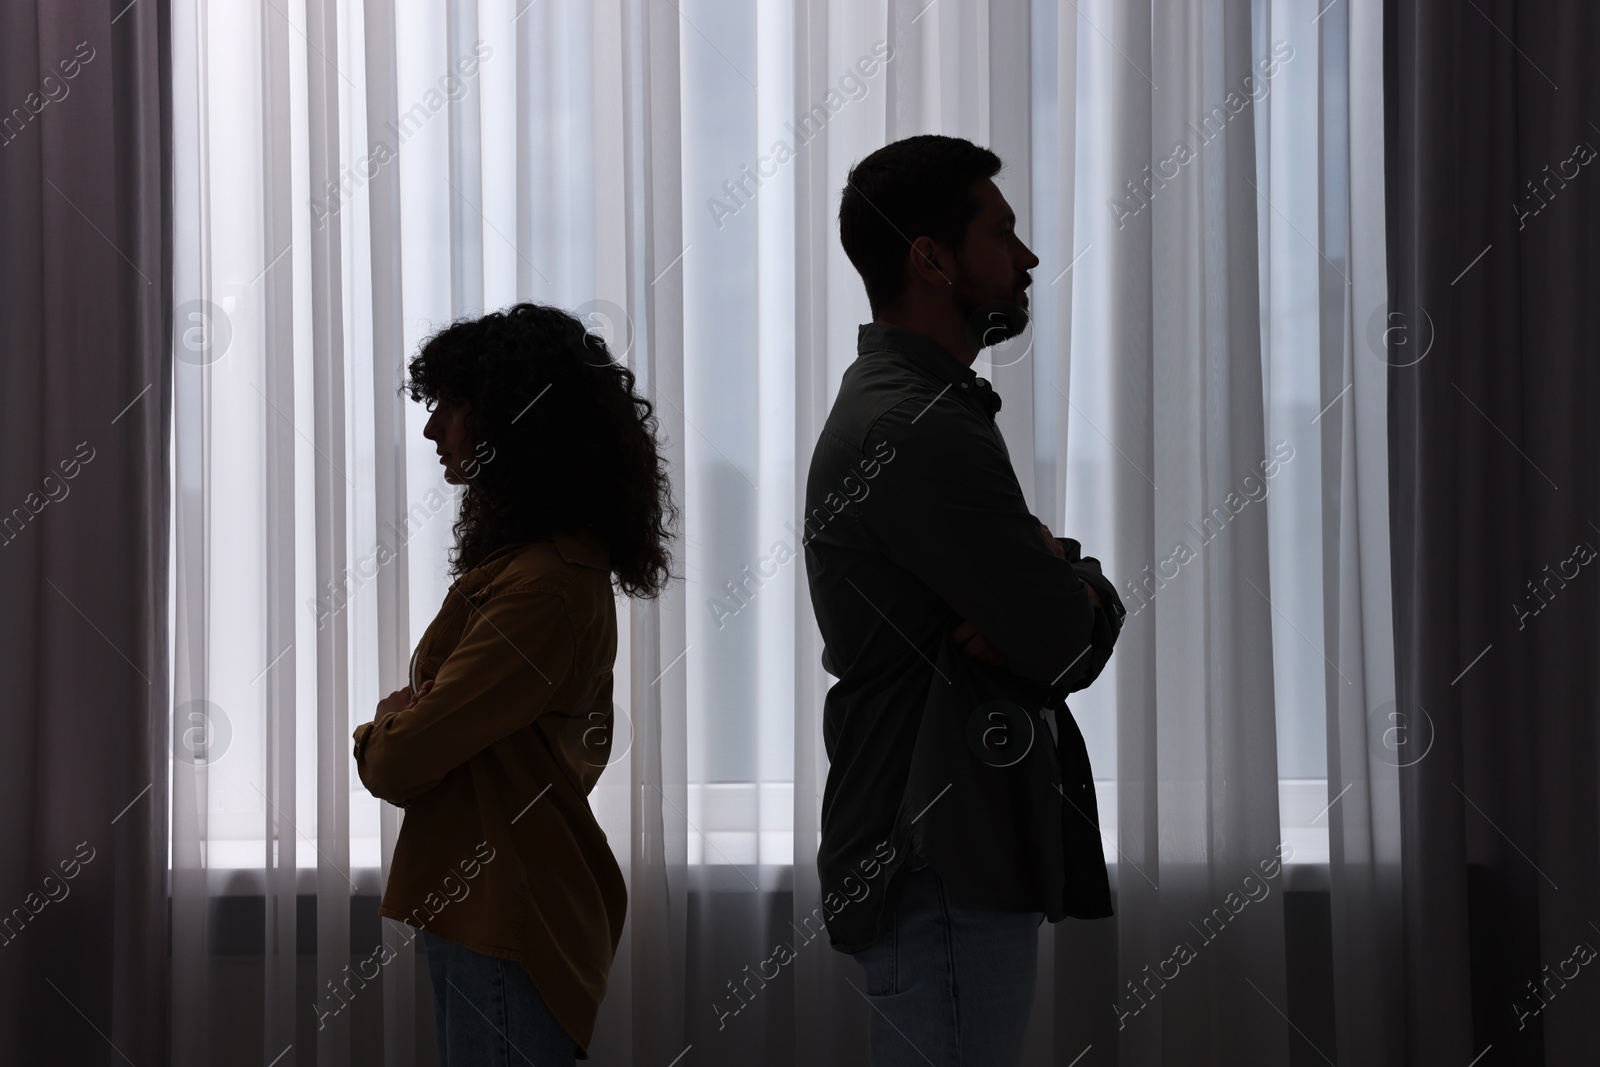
[423,397,474,484]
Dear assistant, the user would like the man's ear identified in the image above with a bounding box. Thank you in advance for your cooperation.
[908,236,951,287]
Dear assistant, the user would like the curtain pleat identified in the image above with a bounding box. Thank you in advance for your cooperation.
[0,0,172,1061]
[360,0,416,1063]
[261,0,301,1058]
[615,0,690,1060]
[1321,1,1404,1065]
[1385,0,1600,1063]
[303,2,355,1065]
[170,0,216,1059]
[1108,2,1292,1062]
[790,0,856,1063]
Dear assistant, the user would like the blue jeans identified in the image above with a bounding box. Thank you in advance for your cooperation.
[850,865,1045,1066]
[422,930,578,1066]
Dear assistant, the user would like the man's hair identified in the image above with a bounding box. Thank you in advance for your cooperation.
[838,135,1003,314]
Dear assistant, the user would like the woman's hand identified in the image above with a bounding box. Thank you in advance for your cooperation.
[374,680,433,724]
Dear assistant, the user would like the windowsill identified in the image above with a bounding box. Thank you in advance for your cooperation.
[180,857,1330,898]
[177,779,1336,896]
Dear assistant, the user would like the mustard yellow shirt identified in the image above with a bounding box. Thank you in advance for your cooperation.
[353,532,625,1057]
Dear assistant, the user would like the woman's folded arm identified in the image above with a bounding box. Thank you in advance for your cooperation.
[354,586,576,805]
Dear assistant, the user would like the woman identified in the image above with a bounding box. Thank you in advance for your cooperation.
[353,303,677,1065]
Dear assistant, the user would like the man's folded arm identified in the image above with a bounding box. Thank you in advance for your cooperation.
[859,399,1100,691]
[1056,540,1127,633]
[1050,541,1125,694]
[353,587,576,805]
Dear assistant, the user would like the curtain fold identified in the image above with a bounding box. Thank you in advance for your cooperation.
[790,1,861,1063]
[261,0,302,1056]
[1089,1,1291,1061]
[1385,1,1600,1063]
[0,1,172,1064]
[1320,1,1405,1064]
[360,2,416,1062]
[615,0,690,1060]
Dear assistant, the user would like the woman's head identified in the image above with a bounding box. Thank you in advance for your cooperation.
[403,302,678,598]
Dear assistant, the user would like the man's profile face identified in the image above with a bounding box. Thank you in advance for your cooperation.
[950,178,1038,348]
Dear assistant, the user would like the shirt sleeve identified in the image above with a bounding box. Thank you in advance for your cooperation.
[1052,537,1126,694]
[353,586,577,805]
[1057,538,1128,633]
[858,398,1103,695]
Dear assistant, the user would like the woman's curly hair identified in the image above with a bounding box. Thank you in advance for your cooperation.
[401,302,679,598]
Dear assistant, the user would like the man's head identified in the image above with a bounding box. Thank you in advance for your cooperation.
[838,135,1038,354]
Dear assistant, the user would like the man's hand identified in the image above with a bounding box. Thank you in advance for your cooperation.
[1039,521,1066,561]
[951,619,1007,665]
[951,523,1107,664]
[374,679,433,725]
[1039,521,1102,608]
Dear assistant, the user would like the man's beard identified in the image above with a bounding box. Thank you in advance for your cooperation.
[956,285,1029,349]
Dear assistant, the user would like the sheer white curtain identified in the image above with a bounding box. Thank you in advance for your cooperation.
[167,1,1387,1064]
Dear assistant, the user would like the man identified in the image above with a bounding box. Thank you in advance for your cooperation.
[802,134,1125,1065]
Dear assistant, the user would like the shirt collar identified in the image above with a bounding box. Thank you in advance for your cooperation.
[554,531,610,570]
[458,532,610,588]
[856,321,1002,418]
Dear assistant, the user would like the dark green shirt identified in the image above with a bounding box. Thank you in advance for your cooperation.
[802,321,1124,953]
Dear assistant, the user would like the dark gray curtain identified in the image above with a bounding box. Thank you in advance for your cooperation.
[1386,2,1600,1064]
[0,1,171,1064]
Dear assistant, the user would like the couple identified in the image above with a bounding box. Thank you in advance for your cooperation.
[353,133,1125,1066]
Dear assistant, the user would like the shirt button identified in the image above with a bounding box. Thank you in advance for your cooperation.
[958,382,969,389]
